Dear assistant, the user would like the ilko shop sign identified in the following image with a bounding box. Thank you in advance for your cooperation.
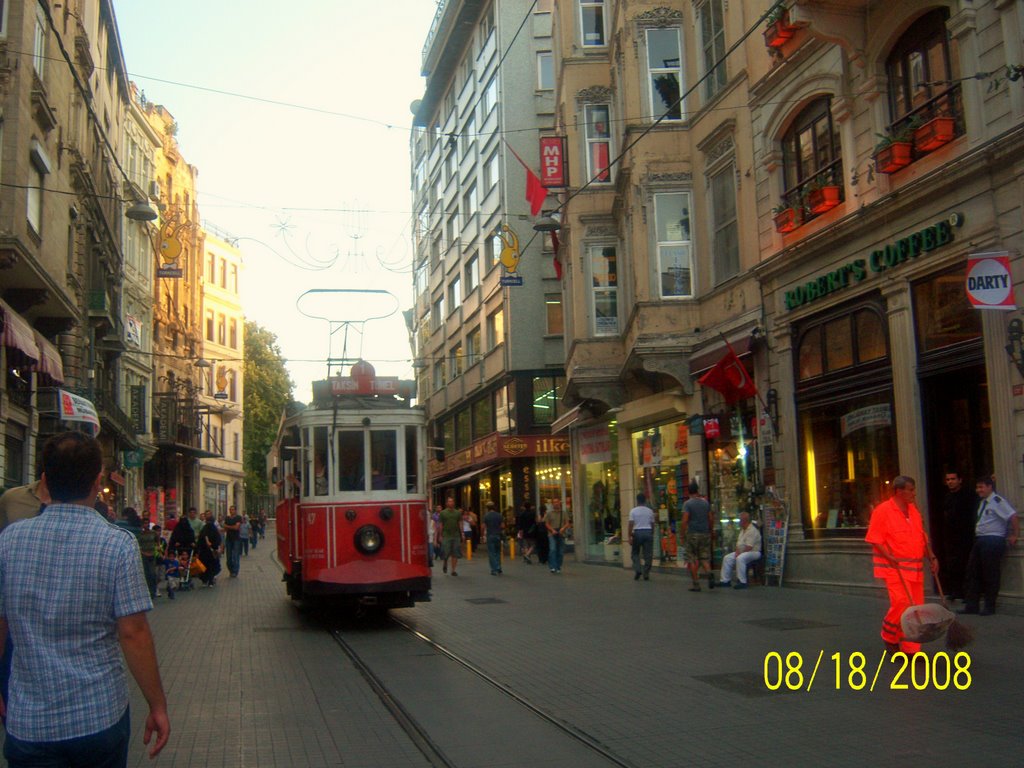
[784,213,964,311]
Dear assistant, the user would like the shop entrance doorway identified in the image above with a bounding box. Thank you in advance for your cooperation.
[920,363,991,589]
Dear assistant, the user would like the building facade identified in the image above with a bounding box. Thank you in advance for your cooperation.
[411,0,571,520]
[197,227,245,518]
[551,0,764,566]
[0,0,141,506]
[750,0,1022,601]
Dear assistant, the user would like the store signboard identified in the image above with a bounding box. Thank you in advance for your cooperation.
[578,425,612,464]
[966,252,1016,310]
[841,403,891,438]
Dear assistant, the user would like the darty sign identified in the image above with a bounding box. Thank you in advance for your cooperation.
[784,213,964,311]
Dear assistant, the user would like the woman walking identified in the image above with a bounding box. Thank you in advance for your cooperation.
[196,511,223,587]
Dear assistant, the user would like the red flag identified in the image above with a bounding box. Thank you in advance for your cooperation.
[526,167,547,216]
[698,348,757,404]
[551,230,562,279]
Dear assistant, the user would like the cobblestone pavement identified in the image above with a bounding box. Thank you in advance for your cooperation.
[3,530,1019,767]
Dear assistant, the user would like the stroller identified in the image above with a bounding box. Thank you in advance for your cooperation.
[165,547,198,596]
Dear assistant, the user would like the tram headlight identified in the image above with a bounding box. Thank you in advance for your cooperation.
[355,524,385,555]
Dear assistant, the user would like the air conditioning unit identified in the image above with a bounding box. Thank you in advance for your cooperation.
[148,180,161,200]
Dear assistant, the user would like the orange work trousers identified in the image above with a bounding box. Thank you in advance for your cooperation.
[881,574,924,654]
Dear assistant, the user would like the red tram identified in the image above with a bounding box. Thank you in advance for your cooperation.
[273,361,431,608]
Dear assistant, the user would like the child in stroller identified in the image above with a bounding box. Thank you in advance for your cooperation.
[163,548,196,598]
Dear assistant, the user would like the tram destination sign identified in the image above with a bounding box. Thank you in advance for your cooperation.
[784,213,964,311]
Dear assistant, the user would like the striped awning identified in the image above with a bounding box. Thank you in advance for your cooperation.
[33,330,64,385]
[0,299,39,365]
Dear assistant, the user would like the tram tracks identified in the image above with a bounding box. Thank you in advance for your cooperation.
[329,615,636,768]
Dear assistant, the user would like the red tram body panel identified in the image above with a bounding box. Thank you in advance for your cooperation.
[272,362,431,608]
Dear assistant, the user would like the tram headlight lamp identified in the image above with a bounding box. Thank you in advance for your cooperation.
[355,524,384,555]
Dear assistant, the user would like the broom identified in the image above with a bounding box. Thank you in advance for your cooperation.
[932,570,974,651]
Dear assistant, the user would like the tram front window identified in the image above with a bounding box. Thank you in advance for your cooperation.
[370,430,397,491]
[338,431,364,491]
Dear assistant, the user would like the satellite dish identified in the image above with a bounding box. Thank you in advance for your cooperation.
[410,99,423,115]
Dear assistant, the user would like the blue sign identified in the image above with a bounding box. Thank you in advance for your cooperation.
[500,275,523,287]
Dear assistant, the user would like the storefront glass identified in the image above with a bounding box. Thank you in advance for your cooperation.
[799,391,898,532]
[631,420,689,569]
[536,455,572,545]
[704,407,759,555]
[577,422,619,561]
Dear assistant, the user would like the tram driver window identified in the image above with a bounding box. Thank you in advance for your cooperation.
[405,425,419,493]
[371,430,398,491]
[338,431,364,492]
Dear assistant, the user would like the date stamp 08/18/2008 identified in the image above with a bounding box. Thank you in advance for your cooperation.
[763,650,972,692]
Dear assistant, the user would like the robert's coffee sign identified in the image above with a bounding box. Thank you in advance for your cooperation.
[784,213,964,311]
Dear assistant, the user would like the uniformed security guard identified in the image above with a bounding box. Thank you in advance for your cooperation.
[960,476,1019,616]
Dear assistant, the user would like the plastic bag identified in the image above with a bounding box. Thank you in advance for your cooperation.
[901,602,955,643]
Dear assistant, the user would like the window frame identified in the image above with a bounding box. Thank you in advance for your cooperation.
[698,0,727,101]
[708,163,739,285]
[780,97,844,214]
[653,191,693,298]
[579,0,607,47]
[537,51,554,90]
[588,244,619,336]
[584,104,613,184]
[645,27,683,121]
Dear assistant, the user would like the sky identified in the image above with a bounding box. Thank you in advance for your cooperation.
[112,1,440,401]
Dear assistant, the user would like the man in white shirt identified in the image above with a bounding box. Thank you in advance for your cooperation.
[719,512,761,589]
[628,493,657,582]
[961,475,1018,615]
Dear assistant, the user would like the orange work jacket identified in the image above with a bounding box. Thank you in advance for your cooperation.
[865,497,926,581]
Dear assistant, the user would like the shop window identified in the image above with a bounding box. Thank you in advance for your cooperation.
[800,392,898,532]
[885,9,963,145]
[780,97,843,217]
[580,422,619,560]
[796,305,889,382]
[532,375,565,426]
[913,267,982,353]
[631,422,690,565]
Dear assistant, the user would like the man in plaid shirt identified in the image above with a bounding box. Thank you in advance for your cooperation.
[0,432,170,766]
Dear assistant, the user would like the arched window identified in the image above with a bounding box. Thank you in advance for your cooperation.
[780,97,843,216]
[885,9,962,139]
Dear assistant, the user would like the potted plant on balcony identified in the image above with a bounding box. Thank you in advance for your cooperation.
[772,204,800,233]
[764,6,798,49]
[873,125,915,174]
[913,115,956,153]
[804,177,842,215]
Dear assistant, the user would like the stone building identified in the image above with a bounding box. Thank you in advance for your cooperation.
[410,0,571,518]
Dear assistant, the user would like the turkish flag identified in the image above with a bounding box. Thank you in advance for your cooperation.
[698,349,757,404]
[526,167,547,216]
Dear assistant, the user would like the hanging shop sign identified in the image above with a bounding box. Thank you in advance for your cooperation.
[578,425,612,464]
[784,213,964,311]
[539,136,567,188]
[966,252,1016,310]
[59,389,99,434]
[703,417,721,440]
[496,223,524,286]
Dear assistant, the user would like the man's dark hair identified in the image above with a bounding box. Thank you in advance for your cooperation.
[42,431,102,502]
[688,481,699,495]
[976,475,995,488]
[893,475,916,490]
[636,493,646,505]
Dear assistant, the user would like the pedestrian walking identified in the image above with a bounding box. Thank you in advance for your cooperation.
[167,512,196,555]
[0,431,170,764]
[439,497,464,576]
[187,507,203,539]
[960,476,1019,615]
[223,505,243,577]
[535,503,550,565]
[865,476,938,654]
[196,512,223,587]
[627,493,656,581]
[682,481,715,591]
[240,515,251,557]
[483,501,504,575]
[517,501,537,564]
[545,498,570,574]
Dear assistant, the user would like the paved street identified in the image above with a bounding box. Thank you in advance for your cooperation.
[4,529,1020,766]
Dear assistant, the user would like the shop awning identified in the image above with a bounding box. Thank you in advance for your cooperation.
[689,334,753,377]
[433,464,499,488]
[0,300,39,365]
[551,404,586,434]
[33,331,64,385]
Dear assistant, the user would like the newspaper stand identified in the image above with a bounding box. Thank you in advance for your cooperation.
[761,492,789,586]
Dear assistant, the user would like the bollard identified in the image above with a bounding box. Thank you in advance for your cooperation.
[466,539,472,560]
[509,538,515,559]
